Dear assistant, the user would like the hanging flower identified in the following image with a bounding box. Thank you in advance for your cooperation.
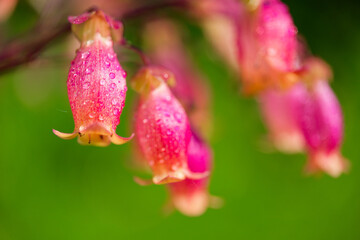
[132,66,208,184]
[167,132,219,216]
[258,85,305,153]
[294,79,348,177]
[236,0,300,94]
[53,10,133,146]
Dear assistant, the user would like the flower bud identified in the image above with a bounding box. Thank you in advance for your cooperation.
[53,10,133,146]
[295,80,348,177]
[133,67,207,184]
[167,133,215,216]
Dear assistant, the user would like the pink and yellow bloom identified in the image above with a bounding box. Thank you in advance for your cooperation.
[53,10,133,146]
[132,66,207,184]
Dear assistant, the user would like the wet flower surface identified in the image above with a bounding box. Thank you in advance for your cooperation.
[53,10,132,146]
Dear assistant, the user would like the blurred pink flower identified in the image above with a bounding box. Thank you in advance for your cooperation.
[0,0,17,22]
[258,85,305,153]
[53,10,133,146]
[143,19,213,138]
[295,80,348,177]
[167,132,219,216]
[236,0,300,94]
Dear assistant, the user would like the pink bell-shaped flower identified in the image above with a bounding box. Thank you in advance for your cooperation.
[258,85,305,153]
[53,10,133,146]
[166,132,219,216]
[132,66,208,184]
[294,80,348,177]
[236,0,299,94]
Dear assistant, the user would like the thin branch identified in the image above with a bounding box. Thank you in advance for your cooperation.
[121,0,188,20]
[121,39,151,66]
[0,0,188,75]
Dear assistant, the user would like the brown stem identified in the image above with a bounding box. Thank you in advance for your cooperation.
[121,39,151,66]
[0,0,188,75]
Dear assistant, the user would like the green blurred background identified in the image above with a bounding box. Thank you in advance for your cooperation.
[0,0,360,239]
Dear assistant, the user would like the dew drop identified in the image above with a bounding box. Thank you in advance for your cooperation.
[81,51,90,59]
[83,82,90,89]
[143,119,148,124]
[122,71,127,78]
[111,98,118,105]
[109,72,115,79]
[98,114,104,121]
[85,68,92,74]
[89,112,95,118]
[107,53,115,60]
[105,61,110,68]
[166,130,172,136]
[113,108,120,115]
[100,79,106,86]
[109,83,116,92]
[174,112,182,123]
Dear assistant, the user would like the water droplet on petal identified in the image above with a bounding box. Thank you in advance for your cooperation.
[83,82,90,89]
[89,112,95,118]
[113,108,120,115]
[174,112,182,123]
[109,72,115,79]
[143,119,148,124]
[100,79,106,85]
[105,61,110,68]
[81,51,90,59]
[110,83,116,91]
[112,99,118,105]
[108,53,115,60]
[85,68,92,74]
[98,114,104,121]
[122,71,127,78]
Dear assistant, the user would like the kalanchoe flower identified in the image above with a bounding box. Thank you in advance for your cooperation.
[166,132,220,217]
[132,66,208,184]
[53,10,133,146]
[258,85,305,153]
[236,0,300,94]
[143,19,213,138]
[294,80,348,177]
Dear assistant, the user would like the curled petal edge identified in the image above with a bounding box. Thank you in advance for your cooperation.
[133,168,210,185]
[52,129,133,147]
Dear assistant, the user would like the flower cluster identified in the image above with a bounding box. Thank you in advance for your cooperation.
[198,0,347,176]
[53,0,348,217]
